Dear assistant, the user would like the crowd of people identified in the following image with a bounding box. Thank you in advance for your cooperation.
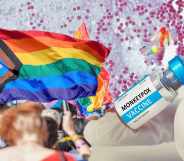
[0,101,113,161]
[1,99,184,161]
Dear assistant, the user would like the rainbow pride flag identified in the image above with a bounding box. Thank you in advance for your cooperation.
[0,28,110,104]
[74,23,113,116]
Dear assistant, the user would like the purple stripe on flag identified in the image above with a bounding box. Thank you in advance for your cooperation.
[0,84,97,104]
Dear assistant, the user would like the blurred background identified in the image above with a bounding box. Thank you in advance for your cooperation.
[0,0,183,101]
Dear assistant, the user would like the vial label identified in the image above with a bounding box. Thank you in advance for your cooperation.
[115,75,169,129]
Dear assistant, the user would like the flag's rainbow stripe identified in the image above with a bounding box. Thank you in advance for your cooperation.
[0,28,110,103]
[74,23,113,116]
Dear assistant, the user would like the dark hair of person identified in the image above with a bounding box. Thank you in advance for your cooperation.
[52,107,63,130]
[68,118,91,148]
[0,103,5,108]
[0,103,10,113]
[52,107,63,114]
[44,117,58,149]
[73,118,89,136]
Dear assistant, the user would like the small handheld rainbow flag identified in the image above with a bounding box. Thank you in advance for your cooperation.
[0,28,110,104]
[146,45,160,56]
[151,27,170,47]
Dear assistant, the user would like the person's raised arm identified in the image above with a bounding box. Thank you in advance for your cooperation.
[62,111,91,159]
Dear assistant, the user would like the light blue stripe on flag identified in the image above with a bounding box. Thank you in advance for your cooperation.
[3,71,97,92]
[121,91,162,124]
[49,100,63,109]
[0,59,8,77]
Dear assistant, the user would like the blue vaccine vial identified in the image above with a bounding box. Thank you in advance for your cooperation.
[114,55,184,129]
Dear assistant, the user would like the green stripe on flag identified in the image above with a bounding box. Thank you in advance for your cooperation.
[18,58,101,79]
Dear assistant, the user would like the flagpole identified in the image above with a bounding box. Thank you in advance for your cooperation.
[63,100,69,115]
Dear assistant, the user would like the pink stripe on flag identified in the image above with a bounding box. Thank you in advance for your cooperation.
[0,64,2,69]
[109,103,115,108]
[68,100,86,118]
[45,100,58,109]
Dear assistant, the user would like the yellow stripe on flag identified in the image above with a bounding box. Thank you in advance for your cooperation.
[87,75,105,112]
[15,47,103,67]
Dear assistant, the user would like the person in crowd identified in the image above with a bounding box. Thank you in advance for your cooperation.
[41,109,67,151]
[41,109,64,149]
[0,102,91,161]
[42,107,71,152]
[67,118,91,161]
[0,103,12,148]
[174,98,184,160]
[68,103,78,119]
[41,109,61,128]
[57,102,78,119]
[52,107,63,130]
[18,101,45,114]
[72,118,91,147]
[44,117,59,149]
[62,111,91,160]
[86,114,101,120]
[83,104,180,161]
[0,103,11,114]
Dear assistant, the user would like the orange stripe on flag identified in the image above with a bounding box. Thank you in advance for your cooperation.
[74,30,83,40]
[100,67,113,104]
[74,22,90,40]
[93,74,105,109]
[4,37,105,63]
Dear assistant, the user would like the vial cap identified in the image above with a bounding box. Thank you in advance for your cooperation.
[169,55,184,85]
